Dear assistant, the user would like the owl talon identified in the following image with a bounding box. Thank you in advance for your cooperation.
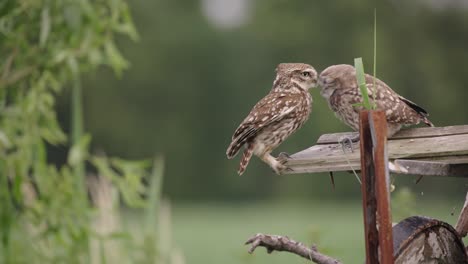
[339,135,359,153]
[278,152,291,159]
[276,153,293,174]
[276,153,290,165]
[275,164,293,175]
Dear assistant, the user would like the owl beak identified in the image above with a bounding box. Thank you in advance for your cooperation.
[310,79,319,89]
[317,77,326,89]
[312,80,317,88]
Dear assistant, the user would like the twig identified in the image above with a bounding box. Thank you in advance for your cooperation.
[1,48,18,81]
[329,171,335,190]
[0,66,35,87]
[245,233,342,264]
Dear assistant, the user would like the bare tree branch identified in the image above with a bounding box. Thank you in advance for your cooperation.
[245,233,342,264]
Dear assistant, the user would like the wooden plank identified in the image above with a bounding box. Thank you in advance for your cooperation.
[293,134,468,161]
[317,131,358,145]
[287,156,468,176]
[317,125,468,144]
[359,110,380,264]
[455,192,468,237]
[392,159,468,177]
[369,111,394,264]
[285,133,468,174]
[283,163,360,174]
[286,156,468,176]
[413,156,468,164]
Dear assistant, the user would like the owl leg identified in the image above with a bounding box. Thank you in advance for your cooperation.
[260,152,288,175]
[277,152,293,165]
[277,152,293,173]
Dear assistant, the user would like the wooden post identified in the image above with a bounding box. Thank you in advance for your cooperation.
[360,110,379,263]
[370,111,394,264]
[455,192,468,237]
[360,110,394,264]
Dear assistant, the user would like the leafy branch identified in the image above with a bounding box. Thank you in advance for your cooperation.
[0,1,161,263]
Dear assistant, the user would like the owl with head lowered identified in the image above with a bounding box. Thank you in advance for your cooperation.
[318,64,433,138]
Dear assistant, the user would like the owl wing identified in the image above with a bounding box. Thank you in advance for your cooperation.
[364,78,428,125]
[226,92,300,158]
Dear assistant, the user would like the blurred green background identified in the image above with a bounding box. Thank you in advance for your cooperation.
[51,0,467,263]
[56,0,468,199]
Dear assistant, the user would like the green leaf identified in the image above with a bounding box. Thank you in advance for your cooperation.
[145,156,165,232]
[0,130,12,149]
[63,3,82,30]
[67,134,91,167]
[354,58,371,110]
[91,156,147,208]
[39,6,50,48]
[104,41,129,76]
[372,8,377,110]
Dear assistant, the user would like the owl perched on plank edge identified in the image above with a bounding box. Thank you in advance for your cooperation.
[226,63,317,175]
[318,64,433,138]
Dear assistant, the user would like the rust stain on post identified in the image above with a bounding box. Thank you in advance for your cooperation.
[369,111,394,264]
[360,110,379,264]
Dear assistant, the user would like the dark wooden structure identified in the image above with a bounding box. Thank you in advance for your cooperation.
[280,114,468,264]
[245,215,468,264]
[456,191,468,237]
[393,216,468,263]
[283,125,468,177]
[359,111,393,264]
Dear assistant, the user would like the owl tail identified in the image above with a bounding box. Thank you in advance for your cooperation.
[238,143,254,176]
[399,96,434,127]
[226,140,242,159]
[422,117,434,127]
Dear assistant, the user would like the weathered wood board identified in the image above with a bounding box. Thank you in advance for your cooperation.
[393,216,468,263]
[456,192,468,237]
[282,125,468,176]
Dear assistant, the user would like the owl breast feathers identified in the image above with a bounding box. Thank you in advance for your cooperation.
[318,64,433,137]
[227,91,312,158]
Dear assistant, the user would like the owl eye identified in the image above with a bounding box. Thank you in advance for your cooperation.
[302,72,311,77]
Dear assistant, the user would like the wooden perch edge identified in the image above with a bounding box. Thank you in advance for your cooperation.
[245,233,342,264]
[281,125,468,177]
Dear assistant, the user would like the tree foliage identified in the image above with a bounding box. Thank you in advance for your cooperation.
[0,1,158,263]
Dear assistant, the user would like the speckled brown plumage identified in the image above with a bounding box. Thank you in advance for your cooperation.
[226,63,317,175]
[318,64,433,137]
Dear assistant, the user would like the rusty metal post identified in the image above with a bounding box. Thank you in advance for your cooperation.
[360,110,379,263]
[370,111,394,264]
[360,110,394,264]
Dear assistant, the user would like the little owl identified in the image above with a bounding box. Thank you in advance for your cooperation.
[226,63,317,175]
[318,64,433,139]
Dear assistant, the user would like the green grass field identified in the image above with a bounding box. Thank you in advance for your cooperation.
[168,199,463,264]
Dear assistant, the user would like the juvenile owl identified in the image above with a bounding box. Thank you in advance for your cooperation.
[226,63,317,175]
[318,64,433,138]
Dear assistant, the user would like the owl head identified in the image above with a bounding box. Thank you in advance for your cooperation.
[274,63,318,91]
[318,64,356,99]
